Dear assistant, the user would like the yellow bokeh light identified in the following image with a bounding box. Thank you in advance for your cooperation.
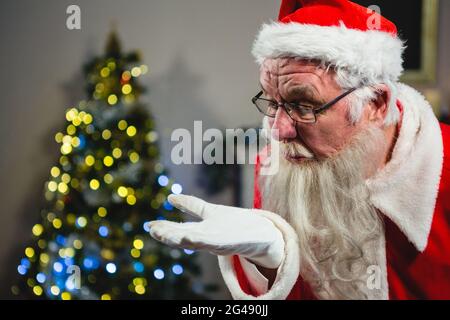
[101,293,112,300]
[146,131,158,143]
[130,248,141,258]
[76,216,87,228]
[62,135,72,144]
[25,247,35,258]
[90,179,100,190]
[85,155,95,166]
[47,212,56,222]
[126,126,137,137]
[103,156,114,167]
[95,83,105,93]
[72,117,82,126]
[61,173,71,184]
[70,178,79,189]
[127,195,137,205]
[56,200,65,211]
[67,124,76,135]
[78,111,86,120]
[33,286,43,296]
[48,181,58,192]
[107,61,116,70]
[102,129,112,140]
[50,286,60,296]
[61,144,73,155]
[133,239,144,250]
[133,277,144,286]
[140,65,148,74]
[84,114,93,124]
[118,120,128,130]
[38,239,46,249]
[66,213,76,224]
[122,84,132,95]
[40,253,49,264]
[61,292,71,300]
[98,207,107,217]
[65,109,77,122]
[108,94,118,105]
[65,247,75,257]
[73,239,83,249]
[50,167,60,178]
[131,67,141,77]
[53,218,62,229]
[112,148,122,159]
[122,71,131,81]
[58,182,68,194]
[100,67,110,78]
[104,173,114,184]
[32,224,44,237]
[135,285,145,295]
[60,156,69,166]
[117,186,128,198]
[101,249,114,260]
[71,137,80,147]
[55,132,64,143]
[129,152,140,163]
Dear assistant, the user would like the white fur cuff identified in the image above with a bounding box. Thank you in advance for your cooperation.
[218,211,300,300]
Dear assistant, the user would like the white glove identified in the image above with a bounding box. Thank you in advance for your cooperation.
[148,194,285,269]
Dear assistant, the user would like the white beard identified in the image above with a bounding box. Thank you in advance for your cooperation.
[260,125,387,299]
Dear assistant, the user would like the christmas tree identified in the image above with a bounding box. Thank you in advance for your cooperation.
[11,31,206,300]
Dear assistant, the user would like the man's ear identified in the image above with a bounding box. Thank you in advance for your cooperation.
[368,84,391,126]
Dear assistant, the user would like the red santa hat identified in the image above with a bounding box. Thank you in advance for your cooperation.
[252,0,405,85]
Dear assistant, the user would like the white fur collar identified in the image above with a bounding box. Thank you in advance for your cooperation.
[366,83,444,252]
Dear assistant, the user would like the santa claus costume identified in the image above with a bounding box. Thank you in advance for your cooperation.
[218,0,450,300]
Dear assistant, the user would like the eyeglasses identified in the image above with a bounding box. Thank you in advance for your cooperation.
[251,87,357,124]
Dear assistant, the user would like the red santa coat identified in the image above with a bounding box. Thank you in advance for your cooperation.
[218,84,450,299]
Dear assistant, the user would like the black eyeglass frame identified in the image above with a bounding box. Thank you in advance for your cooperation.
[251,87,357,124]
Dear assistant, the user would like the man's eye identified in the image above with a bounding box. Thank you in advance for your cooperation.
[293,103,315,110]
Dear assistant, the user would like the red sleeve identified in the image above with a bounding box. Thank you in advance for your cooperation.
[254,151,263,210]
[232,255,258,296]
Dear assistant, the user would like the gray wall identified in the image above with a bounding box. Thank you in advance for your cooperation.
[0,0,449,298]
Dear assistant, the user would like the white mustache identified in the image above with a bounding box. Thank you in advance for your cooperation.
[280,142,315,159]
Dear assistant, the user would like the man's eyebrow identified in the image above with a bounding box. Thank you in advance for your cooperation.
[287,86,326,105]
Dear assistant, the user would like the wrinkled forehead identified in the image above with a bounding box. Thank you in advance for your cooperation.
[259,57,337,98]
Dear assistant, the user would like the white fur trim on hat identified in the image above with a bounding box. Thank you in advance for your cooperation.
[252,22,405,84]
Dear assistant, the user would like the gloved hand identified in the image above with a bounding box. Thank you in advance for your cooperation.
[148,194,285,269]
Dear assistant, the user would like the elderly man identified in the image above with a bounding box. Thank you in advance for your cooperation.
[149,0,450,300]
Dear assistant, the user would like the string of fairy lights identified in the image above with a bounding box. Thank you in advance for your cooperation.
[13,45,201,299]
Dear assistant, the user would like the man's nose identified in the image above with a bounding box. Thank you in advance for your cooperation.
[271,106,297,141]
